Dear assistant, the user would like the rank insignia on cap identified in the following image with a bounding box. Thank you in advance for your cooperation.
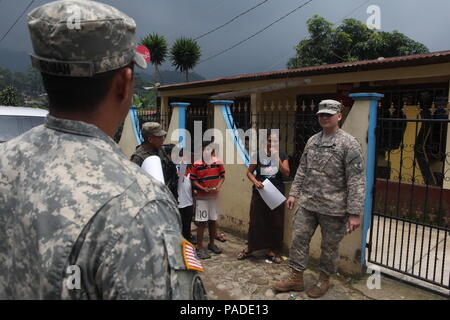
[182,239,204,272]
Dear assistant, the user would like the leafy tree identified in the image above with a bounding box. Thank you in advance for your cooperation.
[0,85,22,106]
[133,73,157,109]
[170,37,201,82]
[140,33,168,84]
[23,68,44,95]
[0,68,13,89]
[288,15,429,69]
[132,90,157,110]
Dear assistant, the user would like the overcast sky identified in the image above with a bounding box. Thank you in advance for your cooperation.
[0,0,449,79]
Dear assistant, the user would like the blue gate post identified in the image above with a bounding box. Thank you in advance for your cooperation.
[130,105,144,144]
[210,100,251,167]
[170,102,190,148]
[349,93,384,268]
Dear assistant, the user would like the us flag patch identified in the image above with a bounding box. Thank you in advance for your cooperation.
[182,239,204,272]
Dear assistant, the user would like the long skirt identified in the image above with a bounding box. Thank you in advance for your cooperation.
[247,191,284,252]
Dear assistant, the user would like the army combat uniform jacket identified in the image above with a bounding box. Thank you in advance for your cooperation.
[289,129,365,216]
[0,116,205,300]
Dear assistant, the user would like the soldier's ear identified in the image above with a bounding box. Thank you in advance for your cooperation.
[113,67,134,103]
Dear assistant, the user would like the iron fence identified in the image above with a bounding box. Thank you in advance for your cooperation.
[135,108,171,132]
[229,94,342,178]
[186,102,213,153]
[369,87,450,293]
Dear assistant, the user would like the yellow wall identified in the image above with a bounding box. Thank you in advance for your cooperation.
[212,103,253,237]
[443,81,450,189]
[388,105,425,185]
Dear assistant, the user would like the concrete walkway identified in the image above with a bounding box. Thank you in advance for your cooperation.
[196,229,448,300]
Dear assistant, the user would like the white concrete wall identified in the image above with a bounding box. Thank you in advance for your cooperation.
[212,103,253,237]
[164,107,180,145]
[118,111,140,159]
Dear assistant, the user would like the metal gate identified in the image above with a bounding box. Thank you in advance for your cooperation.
[185,99,212,152]
[368,88,450,294]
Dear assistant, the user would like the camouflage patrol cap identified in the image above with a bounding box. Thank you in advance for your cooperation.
[27,0,147,77]
[142,122,167,138]
[317,99,342,115]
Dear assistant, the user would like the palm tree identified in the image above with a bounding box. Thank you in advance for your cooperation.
[140,33,168,83]
[170,37,201,82]
[0,85,21,106]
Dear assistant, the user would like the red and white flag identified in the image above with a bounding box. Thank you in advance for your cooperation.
[182,240,204,272]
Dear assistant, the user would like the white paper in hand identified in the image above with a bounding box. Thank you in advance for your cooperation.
[257,179,286,210]
[141,156,165,184]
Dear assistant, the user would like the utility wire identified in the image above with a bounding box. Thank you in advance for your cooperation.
[199,0,314,65]
[0,0,36,44]
[333,0,370,24]
[166,0,227,39]
[194,0,270,41]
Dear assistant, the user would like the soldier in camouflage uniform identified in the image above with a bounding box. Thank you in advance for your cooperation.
[0,0,206,300]
[273,100,365,298]
[130,122,178,199]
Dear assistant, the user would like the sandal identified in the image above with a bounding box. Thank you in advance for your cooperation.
[215,232,228,242]
[266,254,283,264]
[196,249,211,260]
[237,249,252,260]
[208,244,223,254]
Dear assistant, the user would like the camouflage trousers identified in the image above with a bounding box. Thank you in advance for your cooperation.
[288,206,348,276]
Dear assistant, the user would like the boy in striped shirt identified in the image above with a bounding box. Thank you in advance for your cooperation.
[190,143,225,259]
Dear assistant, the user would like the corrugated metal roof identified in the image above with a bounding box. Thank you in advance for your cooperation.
[159,50,450,91]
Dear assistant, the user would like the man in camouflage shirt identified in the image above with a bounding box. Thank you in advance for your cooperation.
[0,0,206,300]
[130,122,178,199]
[273,100,365,298]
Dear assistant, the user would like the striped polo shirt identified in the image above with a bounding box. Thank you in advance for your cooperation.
[189,157,225,199]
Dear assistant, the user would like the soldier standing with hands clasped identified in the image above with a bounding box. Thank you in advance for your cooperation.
[273,100,365,298]
[130,122,179,199]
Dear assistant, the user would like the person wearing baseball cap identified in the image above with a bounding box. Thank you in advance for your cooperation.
[316,99,343,115]
[0,0,206,300]
[273,99,365,298]
[130,122,179,199]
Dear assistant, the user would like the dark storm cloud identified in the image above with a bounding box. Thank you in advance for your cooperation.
[0,0,449,79]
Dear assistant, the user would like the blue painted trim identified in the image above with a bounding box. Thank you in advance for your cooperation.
[130,106,143,145]
[170,103,191,108]
[218,103,251,167]
[211,100,234,106]
[359,93,384,267]
[171,103,190,148]
[349,93,384,101]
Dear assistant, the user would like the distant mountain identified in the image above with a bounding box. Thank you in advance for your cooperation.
[0,47,205,84]
[0,48,31,72]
